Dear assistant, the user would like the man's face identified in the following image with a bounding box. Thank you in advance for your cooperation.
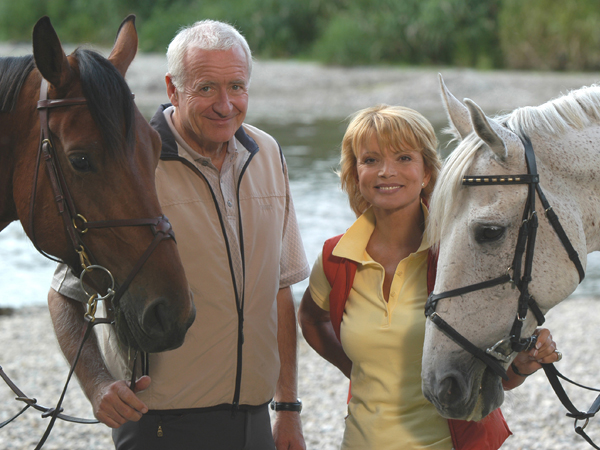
[167,45,249,155]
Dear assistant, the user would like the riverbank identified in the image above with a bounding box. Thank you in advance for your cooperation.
[2,42,600,124]
[1,297,599,449]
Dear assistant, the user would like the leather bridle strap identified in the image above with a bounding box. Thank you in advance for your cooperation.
[542,363,600,449]
[29,79,87,263]
[33,316,111,450]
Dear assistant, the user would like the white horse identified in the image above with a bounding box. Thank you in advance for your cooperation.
[421,75,600,421]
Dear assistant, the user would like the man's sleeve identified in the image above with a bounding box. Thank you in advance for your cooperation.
[51,263,89,303]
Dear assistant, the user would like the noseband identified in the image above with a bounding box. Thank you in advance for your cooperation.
[424,135,585,381]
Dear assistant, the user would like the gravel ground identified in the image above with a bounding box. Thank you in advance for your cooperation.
[3,44,600,448]
[1,298,600,449]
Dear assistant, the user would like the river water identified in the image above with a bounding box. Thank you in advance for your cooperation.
[1,119,600,308]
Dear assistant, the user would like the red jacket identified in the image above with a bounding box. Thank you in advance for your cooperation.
[322,234,511,450]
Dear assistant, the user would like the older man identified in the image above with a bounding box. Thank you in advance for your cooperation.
[48,20,309,450]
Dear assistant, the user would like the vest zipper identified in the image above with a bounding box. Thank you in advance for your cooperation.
[166,153,256,412]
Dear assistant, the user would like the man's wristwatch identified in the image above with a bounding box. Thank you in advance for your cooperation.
[270,399,302,413]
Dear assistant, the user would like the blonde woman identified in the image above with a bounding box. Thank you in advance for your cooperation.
[298,105,559,450]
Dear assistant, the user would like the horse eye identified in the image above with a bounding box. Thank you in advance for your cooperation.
[475,225,505,243]
[69,155,93,173]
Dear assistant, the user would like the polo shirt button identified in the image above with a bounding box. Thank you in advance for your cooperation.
[200,159,210,166]
[227,200,233,207]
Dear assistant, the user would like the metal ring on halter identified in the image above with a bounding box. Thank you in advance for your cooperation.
[41,138,52,148]
[72,214,89,234]
[79,265,116,300]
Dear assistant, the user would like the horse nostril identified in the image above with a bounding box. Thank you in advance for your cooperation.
[142,298,173,334]
[437,376,465,408]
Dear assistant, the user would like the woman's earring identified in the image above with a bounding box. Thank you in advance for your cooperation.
[422,182,425,188]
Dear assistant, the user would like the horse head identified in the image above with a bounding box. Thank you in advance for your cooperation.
[421,75,593,420]
[8,16,195,353]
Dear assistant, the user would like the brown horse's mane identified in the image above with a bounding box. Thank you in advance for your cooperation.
[0,55,35,113]
[0,49,136,160]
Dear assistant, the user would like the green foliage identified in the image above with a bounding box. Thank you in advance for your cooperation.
[1,0,599,71]
[310,0,502,67]
[499,0,600,70]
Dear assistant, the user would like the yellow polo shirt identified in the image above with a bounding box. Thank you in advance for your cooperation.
[309,207,452,450]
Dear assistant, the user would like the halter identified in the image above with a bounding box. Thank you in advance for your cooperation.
[2,78,176,449]
[424,135,600,449]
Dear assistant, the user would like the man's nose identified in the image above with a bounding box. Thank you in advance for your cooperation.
[213,89,233,116]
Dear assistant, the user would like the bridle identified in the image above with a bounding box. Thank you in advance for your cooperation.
[1,78,175,449]
[31,79,176,305]
[425,135,585,380]
[424,135,600,448]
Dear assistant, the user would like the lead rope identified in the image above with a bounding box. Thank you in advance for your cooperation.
[541,364,600,449]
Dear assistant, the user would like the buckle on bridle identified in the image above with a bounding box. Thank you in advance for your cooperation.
[485,336,514,362]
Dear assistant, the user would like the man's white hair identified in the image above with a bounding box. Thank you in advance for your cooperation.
[167,20,252,89]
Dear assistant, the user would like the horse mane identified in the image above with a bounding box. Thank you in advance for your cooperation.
[0,55,35,113]
[74,48,136,159]
[428,84,600,246]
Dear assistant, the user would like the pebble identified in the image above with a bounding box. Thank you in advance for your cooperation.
[1,298,599,449]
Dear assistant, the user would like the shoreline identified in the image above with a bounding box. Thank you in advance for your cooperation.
[2,42,600,124]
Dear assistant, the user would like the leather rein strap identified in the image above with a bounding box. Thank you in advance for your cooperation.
[4,78,176,448]
[425,135,600,447]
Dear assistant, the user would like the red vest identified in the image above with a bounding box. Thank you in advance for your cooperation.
[322,234,511,450]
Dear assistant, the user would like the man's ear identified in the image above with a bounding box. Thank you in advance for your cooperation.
[166,74,179,106]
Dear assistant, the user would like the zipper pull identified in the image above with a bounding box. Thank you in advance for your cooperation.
[157,420,164,438]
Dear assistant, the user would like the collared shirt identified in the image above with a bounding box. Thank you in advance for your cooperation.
[309,206,452,450]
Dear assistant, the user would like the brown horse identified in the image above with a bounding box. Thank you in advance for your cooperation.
[0,16,195,353]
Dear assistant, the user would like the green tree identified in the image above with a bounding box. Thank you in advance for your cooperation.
[499,0,600,70]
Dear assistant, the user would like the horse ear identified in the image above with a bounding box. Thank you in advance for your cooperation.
[464,98,514,161]
[32,16,72,89]
[439,74,472,140]
[108,15,138,77]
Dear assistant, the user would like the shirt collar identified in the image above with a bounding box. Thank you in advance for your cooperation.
[333,201,431,263]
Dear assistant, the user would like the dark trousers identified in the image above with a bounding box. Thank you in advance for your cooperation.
[112,404,276,450]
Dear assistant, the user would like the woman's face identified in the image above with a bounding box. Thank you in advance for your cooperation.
[356,134,430,214]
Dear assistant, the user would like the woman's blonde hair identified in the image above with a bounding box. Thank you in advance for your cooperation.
[339,104,441,217]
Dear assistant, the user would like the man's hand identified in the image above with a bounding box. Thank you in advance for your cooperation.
[273,411,306,450]
[93,375,151,428]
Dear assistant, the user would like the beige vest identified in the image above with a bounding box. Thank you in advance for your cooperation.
[100,123,289,410]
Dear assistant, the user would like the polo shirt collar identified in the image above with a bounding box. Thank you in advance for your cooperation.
[333,202,431,264]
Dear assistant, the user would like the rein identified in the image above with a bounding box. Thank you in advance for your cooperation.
[425,135,600,447]
[2,78,173,448]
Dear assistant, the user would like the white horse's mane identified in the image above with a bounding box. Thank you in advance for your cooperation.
[428,84,600,246]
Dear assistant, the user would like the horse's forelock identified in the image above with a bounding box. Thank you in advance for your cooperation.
[427,134,484,247]
[74,48,135,160]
